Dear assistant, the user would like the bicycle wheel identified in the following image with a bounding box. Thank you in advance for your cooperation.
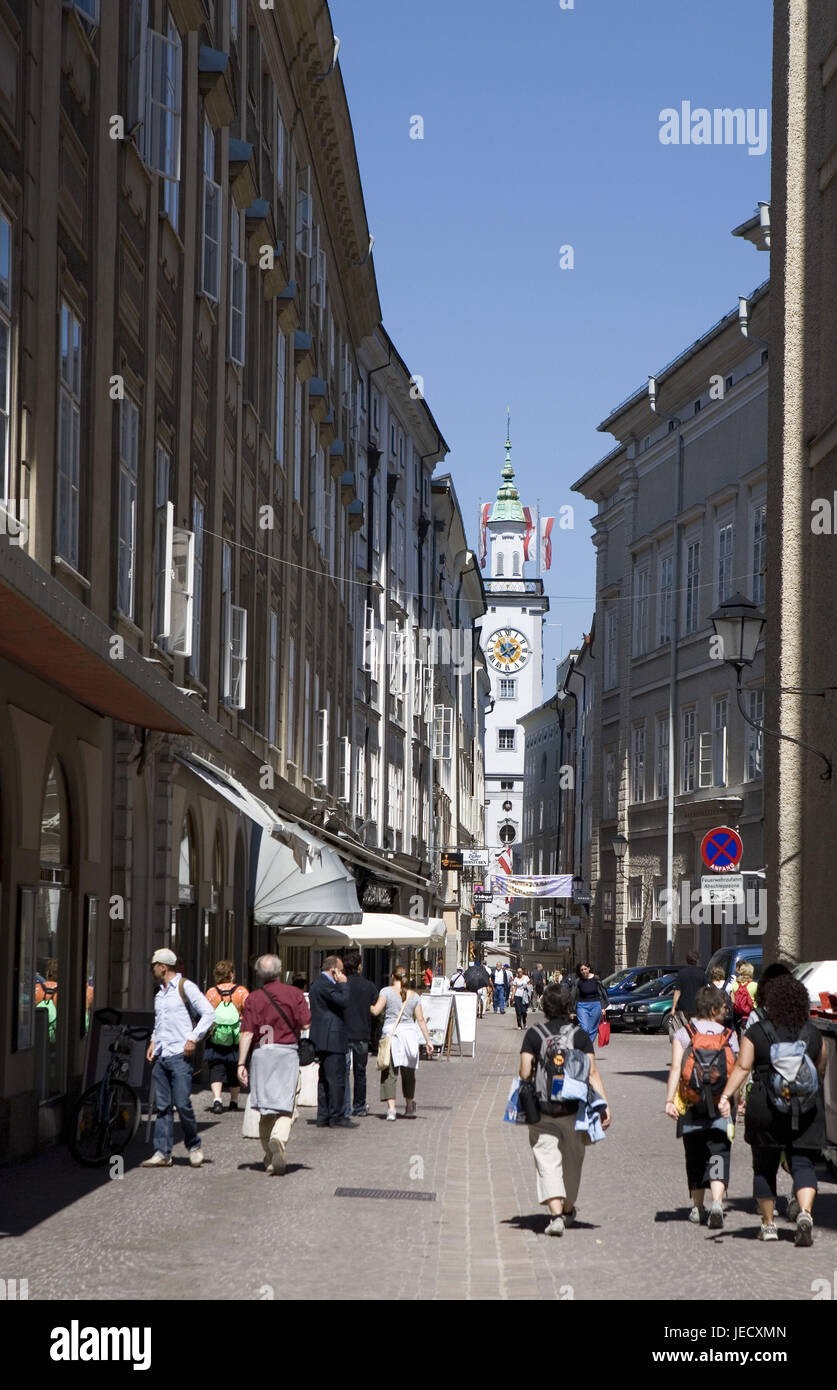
[67,1081,141,1167]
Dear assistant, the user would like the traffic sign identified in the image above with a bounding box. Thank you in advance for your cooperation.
[700,825,743,873]
[701,874,744,907]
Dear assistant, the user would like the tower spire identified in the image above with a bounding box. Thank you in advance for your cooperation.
[490,409,524,522]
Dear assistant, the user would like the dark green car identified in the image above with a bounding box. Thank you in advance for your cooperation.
[621,973,678,1033]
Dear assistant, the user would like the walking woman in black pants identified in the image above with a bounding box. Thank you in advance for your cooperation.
[718,972,828,1245]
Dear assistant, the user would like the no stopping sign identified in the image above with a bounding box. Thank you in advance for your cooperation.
[700,826,743,873]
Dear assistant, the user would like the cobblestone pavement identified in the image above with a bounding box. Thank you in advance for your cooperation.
[1,1013,835,1301]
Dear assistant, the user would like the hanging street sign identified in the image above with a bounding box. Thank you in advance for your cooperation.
[461,848,490,867]
[701,874,744,907]
[700,826,743,873]
[441,850,463,872]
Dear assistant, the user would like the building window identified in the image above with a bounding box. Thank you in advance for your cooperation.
[293,379,303,502]
[190,496,204,678]
[604,749,616,818]
[201,118,221,301]
[118,397,140,618]
[712,695,728,787]
[286,635,296,763]
[156,14,183,226]
[633,566,649,657]
[500,779,514,790]
[498,728,516,751]
[659,554,672,645]
[0,211,12,498]
[681,709,696,793]
[275,328,286,464]
[602,886,614,921]
[153,445,171,642]
[434,705,452,761]
[685,539,701,634]
[746,688,764,781]
[499,823,515,844]
[296,166,312,258]
[57,301,83,568]
[652,882,665,921]
[303,659,311,773]
[495,551,504,577]
[655,715,669,800]
[268,609,278,745]
[631,724,645,803]
[228,204,246,366]
[716,521,734,605]
[275,105,286,193]
[498,678,516,699]
[752,503,766,606]
[605,606,618,689]
[628,880,643,920]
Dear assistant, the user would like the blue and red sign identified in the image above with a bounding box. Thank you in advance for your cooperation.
[700,826,743,874]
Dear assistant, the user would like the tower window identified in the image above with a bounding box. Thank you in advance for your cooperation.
[498,729,515,751]
[496,553,504,576]
[512,552,521,576]
[498,678,516,699]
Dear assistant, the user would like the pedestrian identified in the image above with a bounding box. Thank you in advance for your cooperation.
[142,948,215,1168]
[449,965,468,991]
[510,967,532,1030]
[519,982,611,1235]
[423,964,433,990]
[370,967,435,1118]
[308,954,357,1128]
[237,954,311,1175]
[718,972,828,1244]
[709,966,734,1027]
[492,962,511,1013]
[664,986,740,1228]
[731,961,759,1033]
[342,950,379,1117]
[572,962,609,1046]
[531,963,547,1011]
[464,960,491,1017]
[204,961,249,1113]
[668,949,705,1037]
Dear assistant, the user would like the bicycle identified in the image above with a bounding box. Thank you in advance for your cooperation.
[67,1007,150,1167]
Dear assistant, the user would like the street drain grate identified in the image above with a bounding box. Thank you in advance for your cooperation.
[335,1187,436,1202]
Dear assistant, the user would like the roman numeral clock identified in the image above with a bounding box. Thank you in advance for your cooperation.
[487,628,530,673]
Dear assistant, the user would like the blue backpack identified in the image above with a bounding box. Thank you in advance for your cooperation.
[760,1018,819,1129]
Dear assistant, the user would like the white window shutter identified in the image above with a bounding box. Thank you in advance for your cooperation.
[154,500,174,641]
[338,736,351,804]
[169,527,195,656]
[230,605,247,709]
[221,590,233,700]
[698,731,713,788]
[362,604,377,672]
[315,707,328,785]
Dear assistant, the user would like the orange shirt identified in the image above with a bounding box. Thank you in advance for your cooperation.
[206,984,248,1013]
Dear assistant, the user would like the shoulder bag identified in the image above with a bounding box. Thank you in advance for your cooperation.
[377,994,409,1071]
[178,977,207,1074]
[260,987,317,1067]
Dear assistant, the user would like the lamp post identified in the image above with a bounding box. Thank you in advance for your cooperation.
[611,833,628,879]
[710,594,832,781]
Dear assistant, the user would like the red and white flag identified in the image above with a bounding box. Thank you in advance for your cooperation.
[522,506,536,561]
[478,502,491,569]
[540,516,555,571]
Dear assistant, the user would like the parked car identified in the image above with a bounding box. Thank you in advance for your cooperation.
[793,961,837,1007]
[622,974,678,1033]
[603,967,672,1030]
[705,945,763,992]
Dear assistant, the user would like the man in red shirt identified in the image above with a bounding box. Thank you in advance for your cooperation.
[237,955,311,1175]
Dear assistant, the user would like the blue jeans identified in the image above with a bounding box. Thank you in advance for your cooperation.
[344,1041,370,1116]
[152,1053,201,1155]
[493,986,506,1013]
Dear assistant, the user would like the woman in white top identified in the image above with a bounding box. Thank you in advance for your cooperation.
[371,968,434,1119]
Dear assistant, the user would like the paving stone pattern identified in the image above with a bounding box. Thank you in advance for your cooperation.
[1,1014,835,1301]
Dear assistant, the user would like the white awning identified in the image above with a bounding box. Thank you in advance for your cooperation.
[176,752,362,927]
[343,913,438,947]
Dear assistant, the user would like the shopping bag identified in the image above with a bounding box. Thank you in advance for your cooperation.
[597,1017,611,1047]
[504,1078,524,1124]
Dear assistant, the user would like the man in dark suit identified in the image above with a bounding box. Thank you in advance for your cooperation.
[308,954,357,1128]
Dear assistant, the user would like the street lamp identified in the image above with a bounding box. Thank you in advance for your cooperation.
[710,594,832,781]
[611,833,628,879]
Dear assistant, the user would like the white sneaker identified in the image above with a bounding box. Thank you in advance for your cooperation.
[385,1111,397,1121]
[188,1148,204,1167]
[268,1141,286,1175]
[141,1151,172,1168]
[545,1215,565,1237]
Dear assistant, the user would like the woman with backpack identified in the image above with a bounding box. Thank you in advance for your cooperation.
[664,986,740,1229]
[519,982,611,1236]
[204,961,249,1114]
[732,961,759,1035]
[718,972,827,1245]
[572,963,609,1046]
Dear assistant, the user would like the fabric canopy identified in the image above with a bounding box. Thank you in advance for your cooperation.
[176,752,362,927]
[346,914,439,947]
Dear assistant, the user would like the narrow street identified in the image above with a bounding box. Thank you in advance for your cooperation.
[2,1014,835,1302]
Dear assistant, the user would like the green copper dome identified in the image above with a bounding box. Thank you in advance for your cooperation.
[489,422,525,523]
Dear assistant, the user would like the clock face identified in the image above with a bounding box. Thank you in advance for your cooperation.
[487,627,529,673]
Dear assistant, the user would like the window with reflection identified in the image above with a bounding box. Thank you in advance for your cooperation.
[36,761,71,1099]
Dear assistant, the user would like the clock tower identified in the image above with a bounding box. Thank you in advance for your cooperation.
[477,429,549,908]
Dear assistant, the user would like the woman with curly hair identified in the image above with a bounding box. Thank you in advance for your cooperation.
[718,972,827,1245]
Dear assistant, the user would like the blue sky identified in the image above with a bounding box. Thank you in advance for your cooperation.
[331,0,773,684]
